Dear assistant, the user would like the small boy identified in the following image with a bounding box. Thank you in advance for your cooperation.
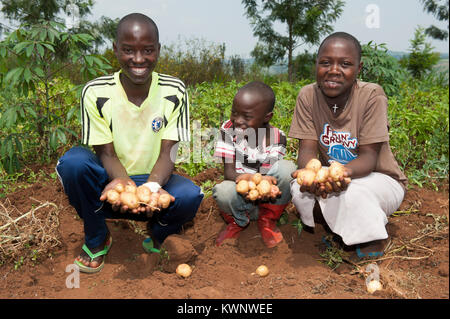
[212,81,296,248]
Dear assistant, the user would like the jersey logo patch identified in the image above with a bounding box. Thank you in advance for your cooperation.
[152,116,164,132]
[319,123,358,164]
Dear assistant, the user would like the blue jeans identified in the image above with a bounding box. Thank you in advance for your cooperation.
[212,160,296,227]
[55,146,204,248]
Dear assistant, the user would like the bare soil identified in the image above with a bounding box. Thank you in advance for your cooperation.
[0,164,448,299]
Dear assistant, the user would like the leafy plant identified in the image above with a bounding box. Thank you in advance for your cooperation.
[0,19,111,172]
[399,26,441,79]
[200,180,216,198]
[388,81,449,188]
[291,218,304,236]
[360,41,408,97]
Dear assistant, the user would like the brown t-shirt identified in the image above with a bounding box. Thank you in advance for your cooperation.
[288,80,408,191]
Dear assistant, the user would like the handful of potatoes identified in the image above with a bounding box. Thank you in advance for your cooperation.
[235,173,280,201]
[297,159,351,193]
[105,183,171,212]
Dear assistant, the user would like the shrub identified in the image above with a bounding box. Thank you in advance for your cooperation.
[155,37,230,86]
[399,26,441,79]
[360,41,408,97]
[388,81,449,189]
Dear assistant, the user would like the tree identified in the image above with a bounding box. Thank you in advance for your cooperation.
[242,0,344,82]
[420,0,449,40]
[0,0,94,26]
[0,20,111,172]
[400,26,441,78]
[0,0,119,53]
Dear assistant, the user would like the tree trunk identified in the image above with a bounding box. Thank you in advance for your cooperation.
[288,22,294,82]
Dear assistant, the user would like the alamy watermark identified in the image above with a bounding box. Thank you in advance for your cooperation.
[173,120,281,168]
[365,4,380,29]
[65,0,80,29]
[65,264,80,288]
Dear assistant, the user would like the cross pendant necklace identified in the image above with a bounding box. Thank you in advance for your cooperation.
[331,100,349,114]
[332,104,339,113]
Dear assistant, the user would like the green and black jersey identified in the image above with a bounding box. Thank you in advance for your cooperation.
[81,71,189,175]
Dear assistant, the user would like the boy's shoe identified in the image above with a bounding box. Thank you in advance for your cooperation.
[216,211,244,246]
[257,203,288,248]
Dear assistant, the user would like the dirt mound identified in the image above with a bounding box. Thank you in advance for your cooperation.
[0,164,448,299]
[160,235,198,273]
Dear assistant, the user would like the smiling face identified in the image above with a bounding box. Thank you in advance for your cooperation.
[316,38,362,100]
[113,21,160,88]
[230,91,273,132]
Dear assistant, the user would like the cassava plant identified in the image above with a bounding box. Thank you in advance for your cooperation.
[0,19,111,172]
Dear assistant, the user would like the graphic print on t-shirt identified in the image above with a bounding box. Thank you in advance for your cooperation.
[319,123,357,164]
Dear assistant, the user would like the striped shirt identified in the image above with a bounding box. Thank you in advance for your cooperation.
[81,71,189,175]
[214,120,287,174]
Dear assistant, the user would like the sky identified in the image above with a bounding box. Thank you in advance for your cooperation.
[1,0,449,57]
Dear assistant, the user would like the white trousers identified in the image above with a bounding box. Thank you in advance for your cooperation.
[290,172,405,246]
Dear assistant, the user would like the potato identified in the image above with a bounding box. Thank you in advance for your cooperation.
[256,179,271,196]
[114,183,125,193]
[251,173,262,185]
[305,158,322,173]
[124,184,137,194]
[149,192,160,208]
[270,185,280,198]
[329,161,345,181]
[120,191,139,209]
[158,193,171,209]
[367,280,382,294]
[255,265,269,277]
[315,167,329,183]
[248,181,257,190]
[296,169,316,186]
[236,180,249,194]
[247,189,259,201]
[176,263,192,278]
[136,185,151,203]
[106,189,120,204]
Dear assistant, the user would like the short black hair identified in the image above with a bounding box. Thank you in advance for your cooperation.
[116,13,159,42]
[317,32,362,61]
[237,81,275,113]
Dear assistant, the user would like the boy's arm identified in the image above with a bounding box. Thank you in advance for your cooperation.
[148,139,177,186]
[224,160,252,182]
[295,139,318,169]
[344,143,381,178]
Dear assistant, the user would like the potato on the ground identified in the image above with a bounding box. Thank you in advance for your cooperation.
[176,263,192,278]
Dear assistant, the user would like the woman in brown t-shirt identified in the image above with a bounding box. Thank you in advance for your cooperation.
[289,32,407,258]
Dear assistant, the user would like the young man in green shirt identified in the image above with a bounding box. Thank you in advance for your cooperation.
[56,13,203,273]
